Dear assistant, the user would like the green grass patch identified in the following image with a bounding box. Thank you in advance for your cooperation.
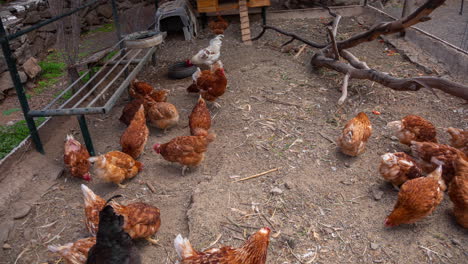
[104,50,118,61]
[34,51,67,95]
[53,89,73,104]
[2,108,20,116]
[0,117,46,159]
[84,23,115,35]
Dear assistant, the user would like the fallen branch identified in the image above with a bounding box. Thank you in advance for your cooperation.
[252,25,326,48]
[232,168,280,183]
[338,73,350,105]
[327,27,340,60]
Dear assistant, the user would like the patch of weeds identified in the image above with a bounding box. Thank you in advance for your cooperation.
[35,51,66,95]
[104,50,118,61]
[53,89,73,104]
[84,23,115,35]
[2,108,20,116]
[0,117,46,159]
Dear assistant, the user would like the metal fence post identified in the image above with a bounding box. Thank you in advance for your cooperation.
[0,20,44,154]
[77,115,95,156]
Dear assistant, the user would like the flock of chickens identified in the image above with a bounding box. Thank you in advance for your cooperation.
[337,113,467,228]
[43,16,467,263]
[51,24,275,263]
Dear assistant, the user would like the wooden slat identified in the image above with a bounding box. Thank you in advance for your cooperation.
[239,0,251,44]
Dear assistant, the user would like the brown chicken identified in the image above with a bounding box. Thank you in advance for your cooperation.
[48,237,96,264]
[81,184,161,243]
[189,96,211,136]
[187,60,227,107]
[88,151,143,188]
[153,134,215,175]
[387,115,437,146]
[64,134,91,181]
[174,227,271,264]
[337,112,372,157]
[385,165,444,227]
[447,127,468,155]
[120,105,149,159]
[129,79,168,102]
[208,15,229,35]
[448,155,468,228]
[411,141,467,185]
[119,99,145,126]
[144,96,179,130]
[379,152,423,188]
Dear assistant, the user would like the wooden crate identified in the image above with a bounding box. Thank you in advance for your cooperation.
[196,0,270,13]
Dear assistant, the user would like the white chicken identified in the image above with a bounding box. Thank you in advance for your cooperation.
[188,35,223,66]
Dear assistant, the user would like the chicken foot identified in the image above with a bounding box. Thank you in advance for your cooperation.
[145,237,159,245]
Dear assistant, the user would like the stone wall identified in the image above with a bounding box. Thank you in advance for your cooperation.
[0,0,154,101]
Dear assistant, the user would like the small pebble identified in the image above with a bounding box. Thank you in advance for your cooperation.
[2,243,11,250]
[372,189,384,201]
[331,166,337,172]
[13,204,31,219]
[390,136,399,141]
[370,242,380,250]
[270,187,283,195]
[284,182,292,190]
[344,162,350,168]
[451,238,461,246]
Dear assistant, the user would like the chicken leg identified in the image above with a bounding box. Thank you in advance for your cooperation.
[146,237,159,245]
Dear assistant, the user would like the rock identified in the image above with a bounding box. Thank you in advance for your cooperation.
[344,162,351,168]
[0,71,27,94]
[23,11,41,24]
[451,239,461,246]
[43,32,56,48]
[370,242,380,250]
[0,220,14,243]
[22,57,41,79]
[13,203,31,219]
[85,10,100,26]
[3,243,11,249]
[372,189,384,201]
[96,4,113,19]
[284,182,292,190]
[270,187,283,195]
[39,10,52,19]
[390,136,399,141]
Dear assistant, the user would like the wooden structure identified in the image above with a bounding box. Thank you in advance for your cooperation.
[196,0,270,44]
[196,0,270,13]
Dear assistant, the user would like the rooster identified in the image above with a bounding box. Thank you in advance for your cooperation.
[187,35,223,67]
[387,115,437,146]
[379,152,423,188]
[385,166,444,227]
[153,134,216,175]
[120,105,149,159]
[64,134,91,181]
[174,227,271,264]
[410,141,466,185]
[448,155,468,228]
[447,127,468,155]
[187,60,227,108]
[209,15,229,35]
[88,151,143,188]
[189,96,211,136]
[81,185,161,244]
[86,201,141,264]
[48,237,96,264]
[337,112,372,157]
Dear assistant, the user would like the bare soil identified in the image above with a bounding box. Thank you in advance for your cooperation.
[0,14,467,264]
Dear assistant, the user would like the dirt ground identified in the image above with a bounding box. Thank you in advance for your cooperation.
[0,13,467,264]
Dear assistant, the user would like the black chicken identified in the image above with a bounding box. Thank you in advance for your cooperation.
[86,197,141,264]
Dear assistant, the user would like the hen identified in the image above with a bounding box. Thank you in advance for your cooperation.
[387,115,437,145]
[119,99,145,126]
[447,127,468,155]
[64,134,91,181]
[153,134,215,175]
[143,95,179,131]
[385,165,444,227]
[188,35,223,66]
[410,141,466,185]
[129,79,168,102]
[187,60,227,108]
[448,155,468,228]
[209,15,229,35]
[48,237,96,264]
[174,227,271,264]
[88,151,143,188]
[379,152,423,188]
[337,112,372,157]
[81,185,161,243]
[189,96,211,136]
[86,203,141,264]
[120,105,149,159]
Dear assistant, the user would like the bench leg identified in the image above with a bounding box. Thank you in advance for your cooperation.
[201,13,207,29]
[77,115,95,156]
[261,7,267,26]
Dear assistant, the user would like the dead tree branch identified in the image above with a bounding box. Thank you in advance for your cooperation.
[327,27,340,60]
[338,73,350,105]
[252,25,326,48]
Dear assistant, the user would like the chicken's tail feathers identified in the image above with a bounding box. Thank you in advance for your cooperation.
[47,243,72,254]
[88,156,99,163]
[174,234,196,259]
[192,67,202,81]
[81,184,101,205]
[66,134,75,141]
[428,165,446,191]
